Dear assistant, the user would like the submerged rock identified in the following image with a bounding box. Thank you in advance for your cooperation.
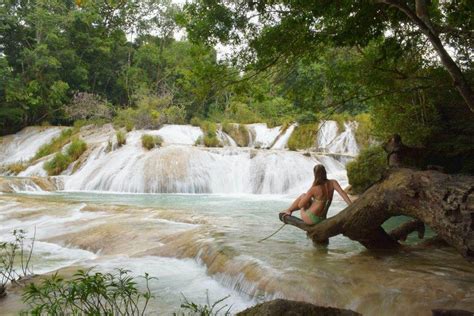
[236,299,360,316]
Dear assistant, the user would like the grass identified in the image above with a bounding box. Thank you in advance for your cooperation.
[34,128,74,160]
[43,153,71,176]
[287,124,318,150]
[141,134,163,150]
[5,162,28,175]
[43,139,88,176]
[116,130,127,147]
[195,120,222,147]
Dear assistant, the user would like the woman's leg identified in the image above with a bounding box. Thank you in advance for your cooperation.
[285,194,307,213]
[300,209,314,224]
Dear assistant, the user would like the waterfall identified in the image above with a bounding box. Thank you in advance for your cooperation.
[0,127,63,165]
[1,119,361,194]
[245,124,282,149]
[316,120,359,155]
[271,124,297,150]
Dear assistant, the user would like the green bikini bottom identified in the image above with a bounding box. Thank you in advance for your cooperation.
[306,211,325,224]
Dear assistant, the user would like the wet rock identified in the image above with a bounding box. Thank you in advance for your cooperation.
[236,299,360,316]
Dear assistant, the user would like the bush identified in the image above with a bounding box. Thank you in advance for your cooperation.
[354,113,373,149]
[5,162,28,175]
[63,92,112,121]
[66,139,87,160]
[43,152,71,176]
[34,128,74,160]
[116,131,127,147]
[175,292,231,316]
[22,269,153,315]
[1,229,35,297]
[141,134,163,150]
[287,124,318,150]
[203,134,221,147]
[347,146,387,194]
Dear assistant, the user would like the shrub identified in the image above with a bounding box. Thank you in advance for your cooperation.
[116,131,127,147]
[22,269,153,315]
[63,92,112,121]
[141,134,163,150]
[164,105,186,124]
[203,134,221,147]
[175,292,231,316]
[5,162,28,175]
[43,153,71,176]
[287,124,318,150]
[354,113,373,149]
[66,139,87,160]
[34,128,74,160]
[1,229,35,298]
[190,117,201,126]
[347,146,387,194]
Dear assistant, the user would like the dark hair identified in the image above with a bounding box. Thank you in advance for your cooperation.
[313,164,328,186]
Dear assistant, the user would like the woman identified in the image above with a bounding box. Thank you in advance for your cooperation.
[283,164,352,225]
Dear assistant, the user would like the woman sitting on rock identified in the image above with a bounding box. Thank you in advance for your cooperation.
[283,164,352,224]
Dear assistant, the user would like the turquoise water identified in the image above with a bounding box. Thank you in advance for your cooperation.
[0,192,473,315]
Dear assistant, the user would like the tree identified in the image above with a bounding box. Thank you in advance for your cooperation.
[183,0,474,112]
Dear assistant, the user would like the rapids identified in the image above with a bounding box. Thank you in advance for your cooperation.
[0,122,473,315]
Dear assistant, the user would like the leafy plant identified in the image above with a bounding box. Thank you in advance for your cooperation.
[347,146,387,194]
[5,162,28,175]
[1,229,36,298]
[23,269,154,315]
[174,292,231,316]
[141,134,163,150]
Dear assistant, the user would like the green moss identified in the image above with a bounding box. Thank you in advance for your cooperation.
[34,128,74,160]
[287,124,318,151]
[141,134,163,150]
[346,146,387,194]
[116,131,127,147]
[66,139,87,160]
[222,123,249,147]
[44,153,72,176]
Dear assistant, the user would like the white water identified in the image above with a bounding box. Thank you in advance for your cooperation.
[0,127,63,164]
[246,123,282,148]
[317,121,359,155]
[271,124,297,150]
[1,121,359,194]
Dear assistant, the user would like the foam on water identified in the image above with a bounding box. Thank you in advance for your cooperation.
[246,123,282,148]
[271,124,297,150]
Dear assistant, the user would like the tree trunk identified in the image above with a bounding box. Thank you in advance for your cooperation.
[380,0,474,112]
[281,168,474,261]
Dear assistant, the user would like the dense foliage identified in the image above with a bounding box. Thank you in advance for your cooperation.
[1,0,472,174]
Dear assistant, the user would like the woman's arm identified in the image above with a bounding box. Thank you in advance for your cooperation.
[332,180,352,205]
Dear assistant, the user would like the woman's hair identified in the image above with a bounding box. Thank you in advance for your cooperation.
[312,164,328,186]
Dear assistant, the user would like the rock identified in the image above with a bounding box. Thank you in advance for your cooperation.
[236,299,360,316]
[432,309,474,316]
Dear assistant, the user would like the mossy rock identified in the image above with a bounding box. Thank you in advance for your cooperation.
[287,124,318,151]
[222,123,249,147]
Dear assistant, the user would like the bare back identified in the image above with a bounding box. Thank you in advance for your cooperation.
[307,180,334,217]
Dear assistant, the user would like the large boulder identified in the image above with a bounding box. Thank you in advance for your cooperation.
[237,299,360,316]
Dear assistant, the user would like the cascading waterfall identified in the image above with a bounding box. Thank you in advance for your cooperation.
[0,126,63,164]
[1,121,359,194]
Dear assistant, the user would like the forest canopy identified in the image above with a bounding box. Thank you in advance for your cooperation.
[0,0,473,171]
